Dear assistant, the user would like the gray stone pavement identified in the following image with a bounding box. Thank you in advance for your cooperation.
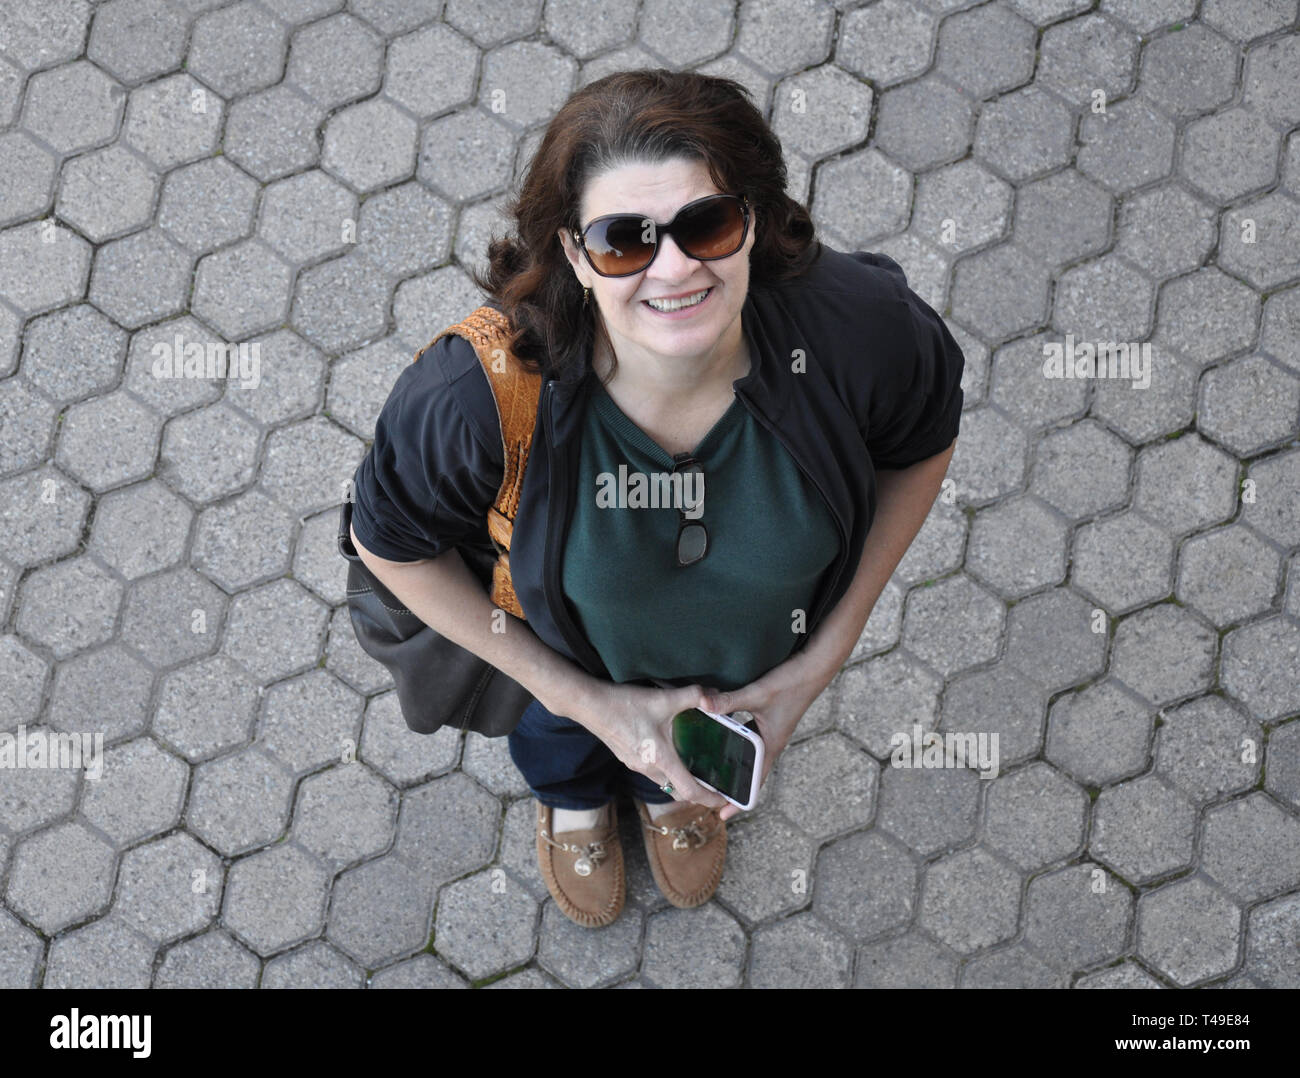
[0,0,1297,990]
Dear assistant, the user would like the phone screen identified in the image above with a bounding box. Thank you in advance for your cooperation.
[671,708,757,804]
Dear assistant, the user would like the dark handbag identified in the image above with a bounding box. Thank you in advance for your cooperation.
[337,306,543,737]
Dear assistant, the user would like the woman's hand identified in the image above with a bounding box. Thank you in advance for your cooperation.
[567,679,731,812]
[698,653,837,822]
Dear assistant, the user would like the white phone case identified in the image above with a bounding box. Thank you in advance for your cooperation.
[691,708,765,811]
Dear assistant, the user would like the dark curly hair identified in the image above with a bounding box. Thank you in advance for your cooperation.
[470,68,821,384]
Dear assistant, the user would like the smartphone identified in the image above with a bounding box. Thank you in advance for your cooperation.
[671,708,765,811]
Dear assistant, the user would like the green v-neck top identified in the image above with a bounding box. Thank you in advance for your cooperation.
[561,378,840,692]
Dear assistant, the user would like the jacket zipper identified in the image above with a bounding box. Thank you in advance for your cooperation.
[542,379,610,678]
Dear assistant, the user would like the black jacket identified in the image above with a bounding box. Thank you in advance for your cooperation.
[350,243,966,683]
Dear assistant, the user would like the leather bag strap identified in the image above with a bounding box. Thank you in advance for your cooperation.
[422,306,543,620]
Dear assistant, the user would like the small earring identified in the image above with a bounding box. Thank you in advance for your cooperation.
[583,286,590,306]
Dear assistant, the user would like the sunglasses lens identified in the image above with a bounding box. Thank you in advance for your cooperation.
[676,197,746,260]
[677,522,708,566]
[584,215,656,276]
[582,197,746,277]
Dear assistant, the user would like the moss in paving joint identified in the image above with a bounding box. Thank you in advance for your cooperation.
[1086,785,1101,802]
[471,962,530,988]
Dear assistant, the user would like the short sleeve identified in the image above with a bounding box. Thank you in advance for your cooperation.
[859,257,965,470]
[349,337,502,562]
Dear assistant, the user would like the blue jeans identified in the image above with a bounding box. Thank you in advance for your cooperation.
[507,699,674,810]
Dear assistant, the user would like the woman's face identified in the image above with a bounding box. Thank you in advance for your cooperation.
[558,156,755,369]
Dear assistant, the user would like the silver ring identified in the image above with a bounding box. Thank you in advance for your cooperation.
[660,782,674,795]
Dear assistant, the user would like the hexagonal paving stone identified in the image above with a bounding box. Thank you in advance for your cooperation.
[368,952,467,990]
[158,402,260,504]
[983,761,1087,871]
[713,811,813,923]
[1090,775,1197,883]
[1,466,91,571]
[87,0,192,85]
[223,842,331,956]
[157,157,259,254]
[43,917,155,989]
[153,654,260,763]
[56,141,159,243]
[875,764,981,857]
[259,415,365,517]
[990,332,1091,431]
[191,240,294,340]
[1181,107,1280,205]
[911,159,1011,254]
[258,169,358,266]
[811,148,912,247]
[918,846,1020,955]
[1075,961,1166,989]
[4,820,116,933]
[384,23,479,118]
[1243,34,1300,129]
[154,928,260,988]
[0,379,57,476]
[262,940,365,987]
[1090,343,1199,444]
[854,930,959,988]
[122,73,225,171]
[186,745,295,856]
[771,731,878,839]
[291,762,398,869]
[1241,447,1300,549]
[359,693,461,787]
[355,182,453,278]
[285,12,383,109]
[1099,0,1195,34]
[0,633,49,727]
[118,567,228,668]
[17,556,123,660]
[1071,511,1175,614]
[254,666,362,774]
[1114,182,1217,280]
[940,661,1048,766]
[1220,192,1300,291]
[0,131,56,226]
[1013,170,1112,272]
[1045,678,1152,787]
[56,390,162,492]
[1022,862,1133,972]
[935,3,1034,99]
[322,98,418,194]
[0,220,92,316]
[1077,96,1176,193]
[749,912,853,988]
[225,328,327,428]
[290,249,392,353]
[417,107,517,202]
[1244,892,1300,988]
[837,0,937,88]
[113,830,223,944]
[0,908,42,988]
[1133,433,1238,539]
[950,245,1050,343]
[899,574,1004,678]
[192,491,294,592]
[89,480,191,581]
[0,724,79,834]
[186,0,288,99]
[874,76,972,172]
[1141,23,1238,117]
[1137,875,1241,987]
[771,64,871,162]
[1004,586,1108,693]
[972,85,1073,183]
[21,60,124,155]
[1039,12,1138,106]
[1155,694,1262,806]
[389,771,497,884]
[642,903,745,988]
[963,942,1068,988]
[1222,616,1300,723]
[1177,523,1282,628]
[434,869,538,982]
[223,84,325,183]
[535,898,642,988]
[478,40,577,131]
[23,303,127,405]
[1202,792,1300,906]
[49,644,152,743]
[326,854,434,968]
[88,228,191,328]
[734,0,833,76]
[812,830,917,942]
[1053,254,1153,341]
[326,337,410,439]
[0,0,93,73]
[1265,719,1300,813]
[542,0,636,59]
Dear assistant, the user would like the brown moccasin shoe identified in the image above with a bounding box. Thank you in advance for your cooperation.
[635,799,726,908]
[536,800,625,928]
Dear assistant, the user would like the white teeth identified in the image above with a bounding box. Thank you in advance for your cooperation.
[646,288,710,312]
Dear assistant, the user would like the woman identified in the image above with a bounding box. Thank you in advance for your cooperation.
[348,70,964,929]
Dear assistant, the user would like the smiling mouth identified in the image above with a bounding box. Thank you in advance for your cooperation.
[643,287,712,313]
